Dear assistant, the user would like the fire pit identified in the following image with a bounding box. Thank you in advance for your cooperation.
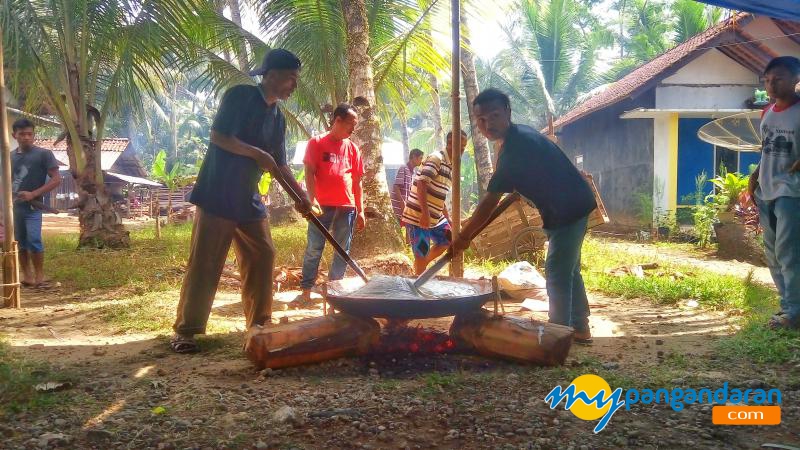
[245,275,575,370]
[324,275,496,319]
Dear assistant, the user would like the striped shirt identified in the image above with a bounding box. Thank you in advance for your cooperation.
[391,163,415,221]
[402,150,452,228]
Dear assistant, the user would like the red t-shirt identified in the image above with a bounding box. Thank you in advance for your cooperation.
[303,132,364,207]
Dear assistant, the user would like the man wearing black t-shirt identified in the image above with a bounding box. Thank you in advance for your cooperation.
[451,89,597,344]
[171,49,311,353]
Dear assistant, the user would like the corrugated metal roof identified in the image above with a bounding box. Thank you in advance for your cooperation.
[5,107,61,127]
[105,172,162,187]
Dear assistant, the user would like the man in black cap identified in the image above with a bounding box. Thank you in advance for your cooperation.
[171,49,311,353]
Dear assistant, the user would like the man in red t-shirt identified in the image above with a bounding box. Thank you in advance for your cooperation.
[299,103,365,301]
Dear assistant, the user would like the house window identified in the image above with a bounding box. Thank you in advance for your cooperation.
[575,154,584,171]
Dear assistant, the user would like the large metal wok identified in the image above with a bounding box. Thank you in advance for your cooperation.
[324,276,496,319]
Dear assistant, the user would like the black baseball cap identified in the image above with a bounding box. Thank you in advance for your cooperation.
[249,49,301,76]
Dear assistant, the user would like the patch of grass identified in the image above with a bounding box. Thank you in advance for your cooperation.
[45,223,192,292]
[581,239,798,364]
[420,372,462,396]
[581,237,763,310]
[719,324,800,364]
[463,237,753,310]
[89,291,182,333]
[583,270,752,308]
[44,223,314,293]
[0,339,76,416]
[373,379,401,392]
[84,289,242,334]
[464,256,511,276]
[716,274,800,364]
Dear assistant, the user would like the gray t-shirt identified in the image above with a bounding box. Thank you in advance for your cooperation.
[11,146,59,206]
[757,102,800,201]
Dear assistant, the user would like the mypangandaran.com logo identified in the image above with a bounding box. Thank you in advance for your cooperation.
[544,374,782,433]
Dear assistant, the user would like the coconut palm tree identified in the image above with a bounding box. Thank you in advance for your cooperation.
[671,0,722,44]
[1,0,222,248]
[459,10,495,195]
[502,0,612,128]
[248,0,448,250]
[604,0,723,82]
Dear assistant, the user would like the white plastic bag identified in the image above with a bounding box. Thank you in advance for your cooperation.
[498,261,547,301]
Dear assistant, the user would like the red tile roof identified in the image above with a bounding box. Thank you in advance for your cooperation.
[33,137,130,153]
[553,13,759,130]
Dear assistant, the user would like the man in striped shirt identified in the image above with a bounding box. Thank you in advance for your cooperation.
[390,148,424,224]
[402,130,468,274]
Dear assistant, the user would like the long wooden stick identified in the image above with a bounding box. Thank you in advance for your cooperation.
[0,28,21,308]
[271,170,369,283]
[450,0,463,278]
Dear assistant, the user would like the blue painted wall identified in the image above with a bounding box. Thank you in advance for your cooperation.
[740,152,761,174]
[677,118,714,205]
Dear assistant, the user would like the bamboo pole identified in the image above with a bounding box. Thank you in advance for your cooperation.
[450,0,463,277]
[0,28,21,308]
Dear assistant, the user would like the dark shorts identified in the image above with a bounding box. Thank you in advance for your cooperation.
[14,206,44,253]
[406,221,451,259]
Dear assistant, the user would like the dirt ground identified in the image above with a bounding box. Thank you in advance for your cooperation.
[1,236,799,449]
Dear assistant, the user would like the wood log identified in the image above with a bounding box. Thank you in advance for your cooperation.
[450,310,574,366]
[584,173,610,229]
[245,313,380,369]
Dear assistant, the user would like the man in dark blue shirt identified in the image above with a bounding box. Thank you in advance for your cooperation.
[172,49,311,353]
[10,118,62,287]
[452,88,597,344]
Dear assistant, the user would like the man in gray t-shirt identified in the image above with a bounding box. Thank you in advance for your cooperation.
[10,118,62,287]
[749,56,800,330]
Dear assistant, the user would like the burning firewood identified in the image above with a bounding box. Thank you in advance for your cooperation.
[245,314,380,369]
[450,310,574,366]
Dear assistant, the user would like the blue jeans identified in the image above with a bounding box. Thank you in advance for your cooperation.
[301,206,356,289]
[13,205,44,253]
[755,196,800,324]
[544,215,590,332]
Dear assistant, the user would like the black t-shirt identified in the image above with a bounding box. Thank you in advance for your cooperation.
[190,84,287,222]
[487,124,596,229]
[11,146,59,207]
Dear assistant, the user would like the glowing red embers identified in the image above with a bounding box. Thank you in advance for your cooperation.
[375,325,458,355]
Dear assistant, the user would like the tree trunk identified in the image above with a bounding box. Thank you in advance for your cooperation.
[227,0,250,71]
[167,194,173,225]
[75,138,130,248]
[341,0,403,255]
[429,74,445,151]
[399,109,410,160]
[460,11,493,196]
[425,23,445,151]
[152,193,161,239]
[215,0,233,64]
[170,84,178,160]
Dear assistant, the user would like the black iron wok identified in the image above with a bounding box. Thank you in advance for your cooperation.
[324,276,495,319]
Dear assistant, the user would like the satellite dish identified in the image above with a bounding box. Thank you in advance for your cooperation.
[697,111,762,152]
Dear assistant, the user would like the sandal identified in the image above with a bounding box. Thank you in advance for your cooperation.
[170,335,199,354]
[573,330,593,345]
[33,280,55,289]
[768,314,799,331]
